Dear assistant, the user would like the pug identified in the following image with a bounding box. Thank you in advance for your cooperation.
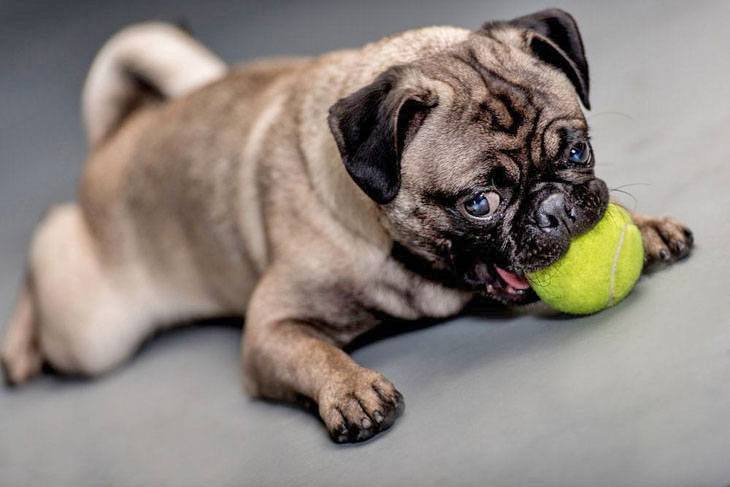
[1,9,693,443]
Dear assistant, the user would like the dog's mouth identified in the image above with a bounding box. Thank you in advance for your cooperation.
[471,261,537,304]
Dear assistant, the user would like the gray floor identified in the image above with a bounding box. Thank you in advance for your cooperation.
[2,1,729,486]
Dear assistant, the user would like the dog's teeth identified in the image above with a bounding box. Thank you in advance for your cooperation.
[487,284,494,294]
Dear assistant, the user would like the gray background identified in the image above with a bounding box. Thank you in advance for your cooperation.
[1,1,729,486]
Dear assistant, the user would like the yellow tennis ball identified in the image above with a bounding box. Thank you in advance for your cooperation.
[527,203,644,315]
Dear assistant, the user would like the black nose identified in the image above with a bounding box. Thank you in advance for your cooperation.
[535,193,577,234]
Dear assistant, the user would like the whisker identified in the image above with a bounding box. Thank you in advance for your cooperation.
[611,182,652,190]
[609,188,638,211]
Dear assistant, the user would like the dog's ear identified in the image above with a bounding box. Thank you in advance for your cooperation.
[484,9,590,109]
[328,66,436,204]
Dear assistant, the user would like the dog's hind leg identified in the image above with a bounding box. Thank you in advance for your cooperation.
[1,204,191,384]
[2,204,143,383]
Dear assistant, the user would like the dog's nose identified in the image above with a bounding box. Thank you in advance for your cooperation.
[535,193,577,234]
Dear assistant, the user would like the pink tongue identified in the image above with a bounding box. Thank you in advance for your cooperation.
[495,266,531,290]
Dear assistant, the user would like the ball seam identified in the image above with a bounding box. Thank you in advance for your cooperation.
[609,222,629,307]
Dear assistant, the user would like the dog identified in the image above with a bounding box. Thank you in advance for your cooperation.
[1,9,693,443]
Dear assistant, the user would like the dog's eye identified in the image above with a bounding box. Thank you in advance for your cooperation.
[463,191,501,219]
[568,141,591,164]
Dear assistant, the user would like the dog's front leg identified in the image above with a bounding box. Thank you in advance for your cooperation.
[242,311,403,443]
[630,213,694,268]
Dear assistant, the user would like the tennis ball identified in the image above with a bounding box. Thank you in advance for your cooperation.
[527,203,644,315]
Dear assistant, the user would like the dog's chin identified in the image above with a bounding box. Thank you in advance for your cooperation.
[468,261,539,305]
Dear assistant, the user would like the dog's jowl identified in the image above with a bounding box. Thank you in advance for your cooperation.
[1,10,693,443]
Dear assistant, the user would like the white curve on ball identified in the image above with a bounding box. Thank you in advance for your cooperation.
[609,223,629,306]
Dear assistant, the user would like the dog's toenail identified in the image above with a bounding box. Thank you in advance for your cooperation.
[659,249,670,261]
[361,417,372,429]
[373,411,384,423]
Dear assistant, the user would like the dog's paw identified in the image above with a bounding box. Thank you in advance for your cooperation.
[1,342,43,387]
[318,368,404,443]
[633,213,694,268]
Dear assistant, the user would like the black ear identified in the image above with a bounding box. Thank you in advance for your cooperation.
[328,66,435,204]
[492,9,590,109]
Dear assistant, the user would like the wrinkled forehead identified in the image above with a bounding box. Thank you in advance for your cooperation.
[453,35,585,115]
[408,38,588,191]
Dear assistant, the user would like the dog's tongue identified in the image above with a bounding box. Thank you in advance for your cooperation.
[495,266,531,290]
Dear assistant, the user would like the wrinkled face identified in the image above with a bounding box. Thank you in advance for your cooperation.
[387,42,608,303]
[329,12,609,304]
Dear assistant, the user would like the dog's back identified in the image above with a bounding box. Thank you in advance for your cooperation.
[1,24,318,381]
[82,25,314,311]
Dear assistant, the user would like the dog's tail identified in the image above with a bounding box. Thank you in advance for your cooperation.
[82,21,227,148]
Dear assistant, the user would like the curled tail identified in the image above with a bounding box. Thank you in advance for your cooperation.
[82,22,227,148]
